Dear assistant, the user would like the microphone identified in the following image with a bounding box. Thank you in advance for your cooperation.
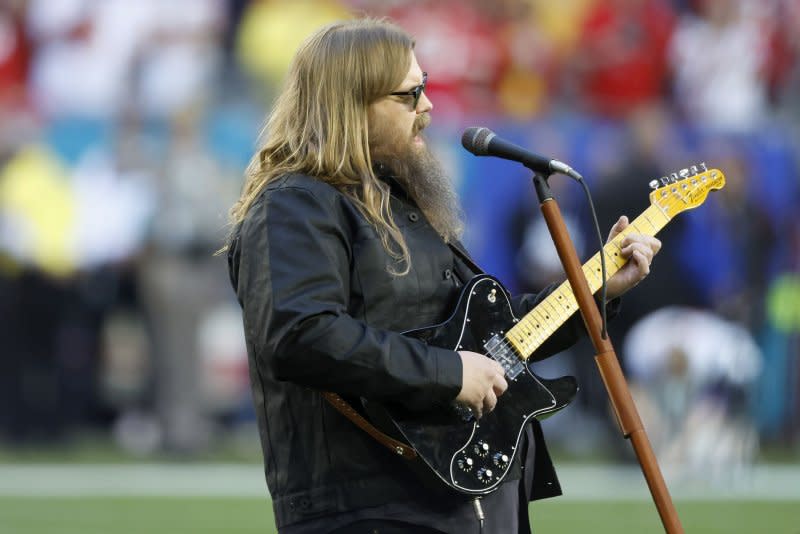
[461,127,582,180]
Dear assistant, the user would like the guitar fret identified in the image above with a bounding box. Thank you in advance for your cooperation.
[540,302,560,338]
[548,297,568,322]
[530,309,551,343]
[548,291,567,315]
[519,318,531,336]
[584,260,603,290]
[607,251,625,270]
[509,316,538,354]
[649,205,671,230]
[522,321,542,351]
[642,213,658,232]
[519,316,535,336]
[519,321,533,339]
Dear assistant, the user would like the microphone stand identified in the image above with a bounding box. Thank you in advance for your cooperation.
[531,172,684,533]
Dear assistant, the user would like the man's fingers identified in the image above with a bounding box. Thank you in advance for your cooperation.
[632,250,650,276]
[483,389,498,414]
[621,235,661,254]
[492,373,508,396]
[621,240,660,267]
[455,351,510,418]
[651,237,662,254]
[607,215,629,241]
[622,242,648,259]
[605,227,661,299]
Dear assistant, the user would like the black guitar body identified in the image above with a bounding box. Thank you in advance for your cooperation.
[363,274,578,495]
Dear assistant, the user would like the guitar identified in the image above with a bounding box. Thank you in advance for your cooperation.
[364,165,726,495]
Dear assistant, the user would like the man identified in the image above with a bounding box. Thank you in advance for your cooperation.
[226,18,660,533]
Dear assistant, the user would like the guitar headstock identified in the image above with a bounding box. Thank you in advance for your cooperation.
[648,164,725,218]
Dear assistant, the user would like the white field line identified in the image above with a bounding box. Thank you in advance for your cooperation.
[0,464,265,498]
[0,464,797,501]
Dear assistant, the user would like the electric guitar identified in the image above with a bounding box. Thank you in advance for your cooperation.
[364,165,726,494]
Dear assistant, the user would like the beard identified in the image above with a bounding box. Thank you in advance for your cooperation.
[369,113,463,243]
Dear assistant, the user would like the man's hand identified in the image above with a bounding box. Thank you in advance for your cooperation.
[605,215,661,299]
[456,351,508,419]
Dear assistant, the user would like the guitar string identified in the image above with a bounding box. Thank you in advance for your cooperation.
[494,180,699,366]
[508,224,637,357]
[499,230,625,360]
[493,170,720,366]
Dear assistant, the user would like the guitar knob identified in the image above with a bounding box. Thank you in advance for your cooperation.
[492,453,509,467]
[476,467,494,484]
[473,441,490,457]
[457,457,474,471]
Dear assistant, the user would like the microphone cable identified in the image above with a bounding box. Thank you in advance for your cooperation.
[570,172,609,339]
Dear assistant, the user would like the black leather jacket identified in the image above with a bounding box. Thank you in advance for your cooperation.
[227,173,595,529]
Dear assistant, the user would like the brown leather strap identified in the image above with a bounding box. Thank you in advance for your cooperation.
[322,392,418,460]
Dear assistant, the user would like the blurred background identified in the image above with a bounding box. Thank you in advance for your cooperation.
[0,0,799,531]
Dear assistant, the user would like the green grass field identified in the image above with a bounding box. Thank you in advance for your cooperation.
[0,498,798,533]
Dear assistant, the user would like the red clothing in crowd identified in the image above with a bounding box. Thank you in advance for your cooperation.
[577,0,675,116]
[0,7,31,106]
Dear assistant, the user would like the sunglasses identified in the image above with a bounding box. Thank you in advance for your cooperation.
[389,72,427,110]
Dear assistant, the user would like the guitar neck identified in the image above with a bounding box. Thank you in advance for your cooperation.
[506,203,671,359]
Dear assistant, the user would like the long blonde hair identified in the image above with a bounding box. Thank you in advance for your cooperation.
[227,19,415,273]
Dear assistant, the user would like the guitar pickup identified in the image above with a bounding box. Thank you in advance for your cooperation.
[484,334,526,379]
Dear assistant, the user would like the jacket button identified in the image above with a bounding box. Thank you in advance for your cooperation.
[443,269,452,280]
[408,212,419,222]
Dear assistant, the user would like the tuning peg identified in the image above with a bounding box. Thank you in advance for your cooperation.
[659,176,670,186]
[670,172,679,183]
[679,168,690,179]
[689,165,699,176]
[699,162,708,172]
[649,179,660,190]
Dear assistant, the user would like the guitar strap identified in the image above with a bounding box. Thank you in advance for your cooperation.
[322,392,418,459]
[322,242,481,462]
[448,240,485,276]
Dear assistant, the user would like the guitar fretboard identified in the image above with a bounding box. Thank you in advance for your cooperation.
[506,203,671,359]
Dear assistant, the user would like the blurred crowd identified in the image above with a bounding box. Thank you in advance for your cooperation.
[0,0,798,469]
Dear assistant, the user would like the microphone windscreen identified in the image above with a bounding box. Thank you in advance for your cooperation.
[461,127,494,155]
